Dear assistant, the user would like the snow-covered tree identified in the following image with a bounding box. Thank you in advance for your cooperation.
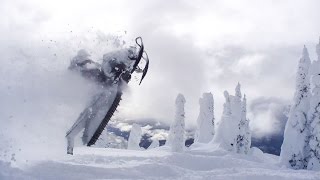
[235,83,242,100]
[127,123,142,150]
[95,130,127,149]
[194,92,215,143]
[280,46,311,169]
[212,90,237,151]
[167,93,186,152]
[236,94,251,154]
[244,118,251,154]
[307,38,320,170]
[213,84,250,154]
[212,91,230,149]
[148,139,159,149]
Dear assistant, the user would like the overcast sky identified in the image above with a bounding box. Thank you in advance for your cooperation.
[1,0,320,138]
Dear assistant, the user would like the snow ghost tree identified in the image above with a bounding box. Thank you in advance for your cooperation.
[195,92,215,143]
[167,93,186,152]
[280,46,311,169]
[212,91,234,150]
[235,83,242,100]
[95,130,128,149]
[236,94,251,154]
[307,38,320,170]
[148,139,159,149]
[127,123,142,150]
[213,83,250,154]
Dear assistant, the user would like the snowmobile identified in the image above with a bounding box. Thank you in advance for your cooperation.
[66,37,149,155]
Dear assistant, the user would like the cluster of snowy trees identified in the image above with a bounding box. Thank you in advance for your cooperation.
[108,38,320,172]
[212,84,251,154]
[281,39,320,170]
[194,93,215,143]
[164,84,251,154]
[126,94,187,152]
[126,86,251,154]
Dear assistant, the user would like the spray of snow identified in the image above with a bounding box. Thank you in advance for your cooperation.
[0,31,127,165]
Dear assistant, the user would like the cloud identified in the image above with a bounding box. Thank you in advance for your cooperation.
[249,97,290,137]
[118,32,207,124]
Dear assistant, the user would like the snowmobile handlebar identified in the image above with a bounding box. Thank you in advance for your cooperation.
[129,37,149,85]
[108,37,149,85]
[139,51,149,85]
[130,37,144,74]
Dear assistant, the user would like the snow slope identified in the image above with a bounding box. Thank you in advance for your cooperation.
[1,146,319,180]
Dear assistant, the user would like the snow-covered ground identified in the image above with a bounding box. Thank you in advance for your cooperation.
[1,145,319,180]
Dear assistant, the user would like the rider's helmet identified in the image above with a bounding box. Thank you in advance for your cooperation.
[101,47,137,81]
[69,49,91,70]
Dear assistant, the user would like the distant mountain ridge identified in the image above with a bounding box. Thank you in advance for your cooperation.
[96,118,284,155]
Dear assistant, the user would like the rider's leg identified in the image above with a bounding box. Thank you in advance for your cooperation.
[65,108,92,155]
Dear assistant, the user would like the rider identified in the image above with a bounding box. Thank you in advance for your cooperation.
[66,39,148,155]
[68,49,129,85]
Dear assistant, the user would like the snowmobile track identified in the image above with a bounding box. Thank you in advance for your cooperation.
[87,90,122,146]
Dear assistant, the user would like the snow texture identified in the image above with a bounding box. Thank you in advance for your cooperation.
[127,123,142,150]
[212,91,234,150]
[1,146,319,180]
[167,94,186,152]
[148,140,160,149]
[317,37,320,61]
[307,39,320,170]
[280,46,312,169]
[194,93,215,143]
[236,94,251,154]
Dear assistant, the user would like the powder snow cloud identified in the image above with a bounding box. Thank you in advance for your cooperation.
[1,0,320,142]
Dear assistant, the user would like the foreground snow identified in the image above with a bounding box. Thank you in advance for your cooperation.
[1,145,319,180]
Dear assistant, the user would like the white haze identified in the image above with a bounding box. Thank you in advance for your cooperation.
[1,0,320,163]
